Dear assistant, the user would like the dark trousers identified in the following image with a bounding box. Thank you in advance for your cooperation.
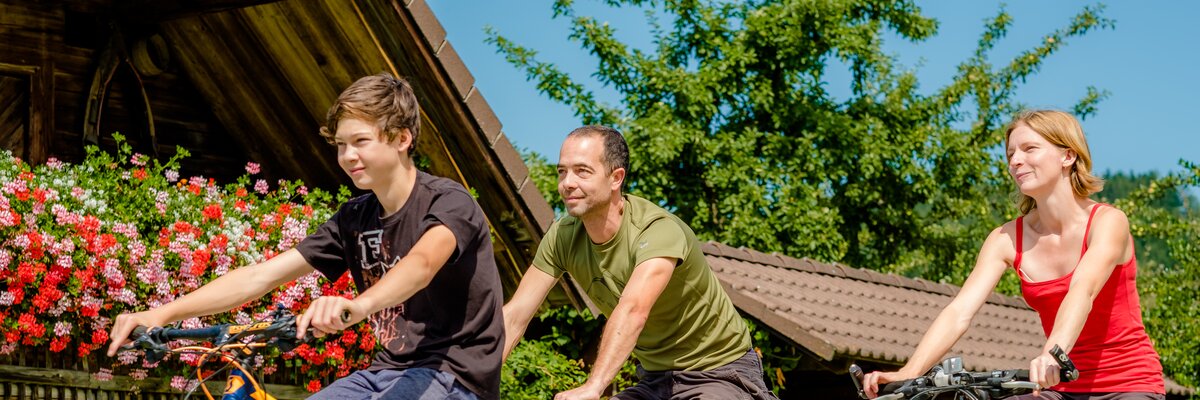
[612,349,780,400]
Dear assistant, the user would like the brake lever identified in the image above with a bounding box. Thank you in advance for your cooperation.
[849,364,868,399]
[1049,345,1079,382]
[121,326,169,363]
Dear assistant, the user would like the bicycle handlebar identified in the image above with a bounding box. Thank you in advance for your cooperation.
[851,345,1079,400]
[122,308,306,363]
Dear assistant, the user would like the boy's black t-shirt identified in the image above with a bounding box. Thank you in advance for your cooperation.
[295,171,503,399]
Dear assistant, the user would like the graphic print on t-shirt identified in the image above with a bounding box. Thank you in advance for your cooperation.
[357,229,408,351]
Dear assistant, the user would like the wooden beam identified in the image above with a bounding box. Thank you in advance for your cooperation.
[116,0,286,22]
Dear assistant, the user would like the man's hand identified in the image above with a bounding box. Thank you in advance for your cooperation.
[1029,352,1061,397]
[554,383,603,400]
[297,296,368,339]
[107,310,169,357]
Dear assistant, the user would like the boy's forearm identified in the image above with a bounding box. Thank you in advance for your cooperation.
[352,225,456,315]
[156,265,276,323]
[351,256,436,315]
[156,249,313,323]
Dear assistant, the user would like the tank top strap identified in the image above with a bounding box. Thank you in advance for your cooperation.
[1014,216,1024,274]
[1081,203,1107,256]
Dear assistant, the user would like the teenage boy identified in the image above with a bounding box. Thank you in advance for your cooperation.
[107,73,503,400]
[502,126,778,400]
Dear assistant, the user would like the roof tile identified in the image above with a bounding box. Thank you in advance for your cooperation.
[489,132,529,188]
[404,0,446,51]
[706,250,1042,372]
[462,85,502,143]
[435,41,475,101]
[518,178,554,231]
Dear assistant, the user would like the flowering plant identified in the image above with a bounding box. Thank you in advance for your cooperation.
[0,134,374,392]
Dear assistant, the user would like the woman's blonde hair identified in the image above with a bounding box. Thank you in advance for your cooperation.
[1005,110,1105,214]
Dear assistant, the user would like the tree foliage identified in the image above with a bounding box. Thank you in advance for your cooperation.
[496,0,1198,391]
[490,0,1113,283]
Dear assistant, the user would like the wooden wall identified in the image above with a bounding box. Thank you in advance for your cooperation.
[0,0,263,183]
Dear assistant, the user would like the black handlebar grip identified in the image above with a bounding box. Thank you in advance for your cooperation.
[849,365,867,399]
[1049,345,1079,382]
[880,380,910,395]
[130,325,149,339]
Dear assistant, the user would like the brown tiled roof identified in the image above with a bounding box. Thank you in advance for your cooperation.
[703,241,1194,396]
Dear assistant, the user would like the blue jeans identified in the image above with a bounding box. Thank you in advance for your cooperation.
[309,368,479,400]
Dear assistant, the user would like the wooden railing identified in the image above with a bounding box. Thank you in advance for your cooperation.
[0,348,310,399]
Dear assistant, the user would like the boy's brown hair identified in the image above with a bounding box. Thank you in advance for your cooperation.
[319,73,421,157]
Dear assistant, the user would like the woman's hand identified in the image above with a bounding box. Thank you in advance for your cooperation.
[1028,352,1061,396]
[862,370,914,399]
[296,296,368,339]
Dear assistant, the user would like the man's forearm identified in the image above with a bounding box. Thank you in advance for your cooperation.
[503,304,535,359]
[582,303,648,392]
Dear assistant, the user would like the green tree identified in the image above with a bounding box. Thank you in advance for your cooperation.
[1099,170,1199,276]
[492,0,1111,288]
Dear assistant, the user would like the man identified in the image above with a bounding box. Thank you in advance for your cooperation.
[107,73,503,400]
[503,126,778,399]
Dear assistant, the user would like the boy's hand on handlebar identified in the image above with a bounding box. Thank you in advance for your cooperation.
[297,296,367,339]
[1029,352,1062,396]
[107,310,168,357]
[862,370,910,399]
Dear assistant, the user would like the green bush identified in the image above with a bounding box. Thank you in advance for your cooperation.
[501,339,589,398]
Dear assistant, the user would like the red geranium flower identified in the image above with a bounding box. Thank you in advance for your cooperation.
[201,204,223,222]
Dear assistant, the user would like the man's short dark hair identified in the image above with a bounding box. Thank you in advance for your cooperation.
[567,125,629,174]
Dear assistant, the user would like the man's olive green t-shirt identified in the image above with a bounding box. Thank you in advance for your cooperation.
[532,194,751,372]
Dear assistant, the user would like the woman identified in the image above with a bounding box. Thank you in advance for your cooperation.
[861,110,1164,400]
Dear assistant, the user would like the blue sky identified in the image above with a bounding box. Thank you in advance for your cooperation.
[426,1,1198,177]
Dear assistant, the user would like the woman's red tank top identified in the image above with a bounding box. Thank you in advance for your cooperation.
[1014,204,1164,394]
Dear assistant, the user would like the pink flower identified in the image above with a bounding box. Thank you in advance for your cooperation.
[54,321,72,336]
[93,368,113,381]
[130,153,147,166]
[254,179,269,194]
[130,369,148,380]
[245,162,261,175]
[165,169,179,182]
[118,349,139,365]
[170,376,192,391]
